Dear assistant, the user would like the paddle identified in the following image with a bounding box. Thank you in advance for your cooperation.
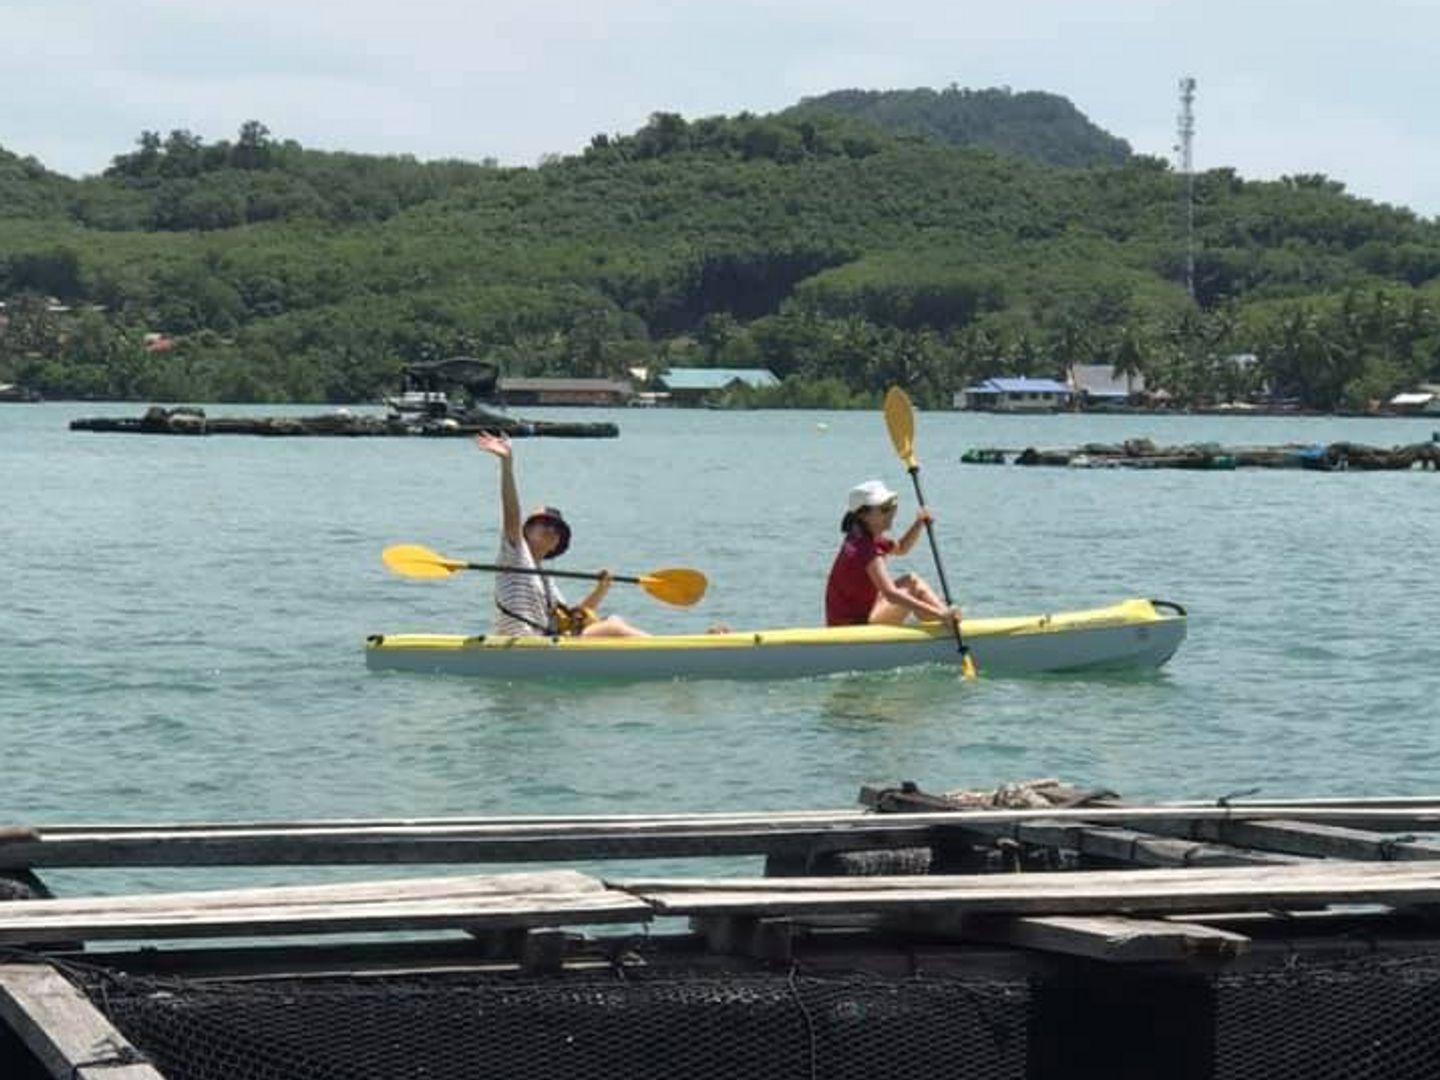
[382,544,707,607]
[883,386,977,679]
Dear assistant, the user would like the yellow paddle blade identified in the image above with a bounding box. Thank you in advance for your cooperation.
[382,544,467,579]
[961,651,978,680]
[883,386,917,470]
[637,568,708,607]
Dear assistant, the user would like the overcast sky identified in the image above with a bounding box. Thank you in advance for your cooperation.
[5,0,1437,216]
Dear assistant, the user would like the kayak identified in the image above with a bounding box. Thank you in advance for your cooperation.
[365,597,1186,682]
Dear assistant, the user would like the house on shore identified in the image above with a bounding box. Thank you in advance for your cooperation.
[957,377,1073,413]
[1068,364,1143,410]
[658,367,780,406]
[1388,385,1440,415]
[497,378,634,407]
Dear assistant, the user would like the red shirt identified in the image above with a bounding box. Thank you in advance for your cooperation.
[825,531,895,626]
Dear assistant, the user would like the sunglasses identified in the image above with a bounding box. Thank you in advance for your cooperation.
[869,501,899,514]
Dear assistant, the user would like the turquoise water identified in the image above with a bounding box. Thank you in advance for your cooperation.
[4,403,1439,879]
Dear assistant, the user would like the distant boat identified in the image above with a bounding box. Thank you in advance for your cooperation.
[0,383,41,403]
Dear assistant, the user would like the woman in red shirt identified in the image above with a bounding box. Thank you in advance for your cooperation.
[824,480,960,627]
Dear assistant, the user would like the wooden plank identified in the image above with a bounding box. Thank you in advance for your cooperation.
[6,805,1440,869]
[0,963,166,1079]
[0,870,605,918]
[615,861,1440,919]
[29,809,864,834]
[914,913,1250,962]
[1188,818,1440,861]
[0,893,650,944]
[0,822,920,869]
[0,872,651,944]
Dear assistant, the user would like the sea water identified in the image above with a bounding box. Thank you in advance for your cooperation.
[3,403,1439,891]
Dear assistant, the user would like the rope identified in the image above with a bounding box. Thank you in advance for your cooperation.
[1216,786,1262,808]
[1378,834,1417,861]
[785,964,819,1080]
[71,1039,152,1077]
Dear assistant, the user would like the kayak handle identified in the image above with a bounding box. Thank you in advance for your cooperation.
[1150,599,1188,617]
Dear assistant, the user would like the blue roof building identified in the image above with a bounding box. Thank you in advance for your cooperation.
[958,377,1073,413]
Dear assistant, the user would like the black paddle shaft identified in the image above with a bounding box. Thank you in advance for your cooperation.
[906,465,969,654]
[463,562,643,585]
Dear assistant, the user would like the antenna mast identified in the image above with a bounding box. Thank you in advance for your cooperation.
[1177,76,1197,300]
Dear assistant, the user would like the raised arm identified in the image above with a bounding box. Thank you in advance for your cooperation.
[475,433,521,544]
[893,507,932,556]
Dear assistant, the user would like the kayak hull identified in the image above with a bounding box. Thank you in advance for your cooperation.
[366,598,1186,682]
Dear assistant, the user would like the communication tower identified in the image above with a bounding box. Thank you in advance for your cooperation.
[1176,77,1197,299]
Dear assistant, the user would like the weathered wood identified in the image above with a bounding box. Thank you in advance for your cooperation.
[1188,818,1440,861]
[0,869,605,917]
[0,963,166,1079]
[616,861,1440,919]
[520,928,569,974]
[6,805,1440,869]
[0,871,652,944]
[32,809,865,834]
[910,913,1250,963]
[862,785,1440,865]
[692,916,794,964]
[945,820,1302,867]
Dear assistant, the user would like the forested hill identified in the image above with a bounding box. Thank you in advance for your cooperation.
[782,87,1132,167]
[2,107,1439,411]
[0,124,495,232]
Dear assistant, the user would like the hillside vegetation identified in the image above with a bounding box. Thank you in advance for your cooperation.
[783,86,1132,167]
[2,99,1439,410]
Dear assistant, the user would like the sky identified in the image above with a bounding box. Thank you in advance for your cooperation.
[4,0,1438,216]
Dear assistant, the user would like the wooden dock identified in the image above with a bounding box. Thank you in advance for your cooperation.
[963,438,1440,470]
[68,405,619,439]
[6,780,1440,1079]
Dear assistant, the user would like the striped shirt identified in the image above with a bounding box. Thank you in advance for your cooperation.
[493,535,566,636]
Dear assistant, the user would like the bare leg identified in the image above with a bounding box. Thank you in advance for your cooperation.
[898,573,945,616]
[868,597,911,625]
[869,573,947,625]
[580,615,649,638]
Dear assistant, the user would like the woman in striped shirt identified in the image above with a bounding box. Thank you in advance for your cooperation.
[476,433,646,638]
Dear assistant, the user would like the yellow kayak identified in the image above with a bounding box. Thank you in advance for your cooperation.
[365,598,1186,682]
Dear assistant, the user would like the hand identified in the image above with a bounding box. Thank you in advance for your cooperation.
[596,569,613,593]
[914,507,934,527]
[945,605,963,626]
[475,432,511,458]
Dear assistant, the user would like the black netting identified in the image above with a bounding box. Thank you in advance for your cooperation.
[1214,955,1440,1080]
[50,948,1440,1079]
[75,966,1030,1080]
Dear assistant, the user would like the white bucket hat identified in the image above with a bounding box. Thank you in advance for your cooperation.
[847,480,899,513]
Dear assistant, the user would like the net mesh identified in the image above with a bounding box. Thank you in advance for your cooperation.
[75,965,1030,1080]
[60,948,1440,1079]
[1213,954,1440,1080]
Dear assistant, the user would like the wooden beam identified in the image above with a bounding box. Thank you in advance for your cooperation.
[0,963,166,1079]
[1188,818,1440,861]
[907,913,1249,963]
[0,871,652,945]
[6,805,1440,869]
[615,861,1440,920]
